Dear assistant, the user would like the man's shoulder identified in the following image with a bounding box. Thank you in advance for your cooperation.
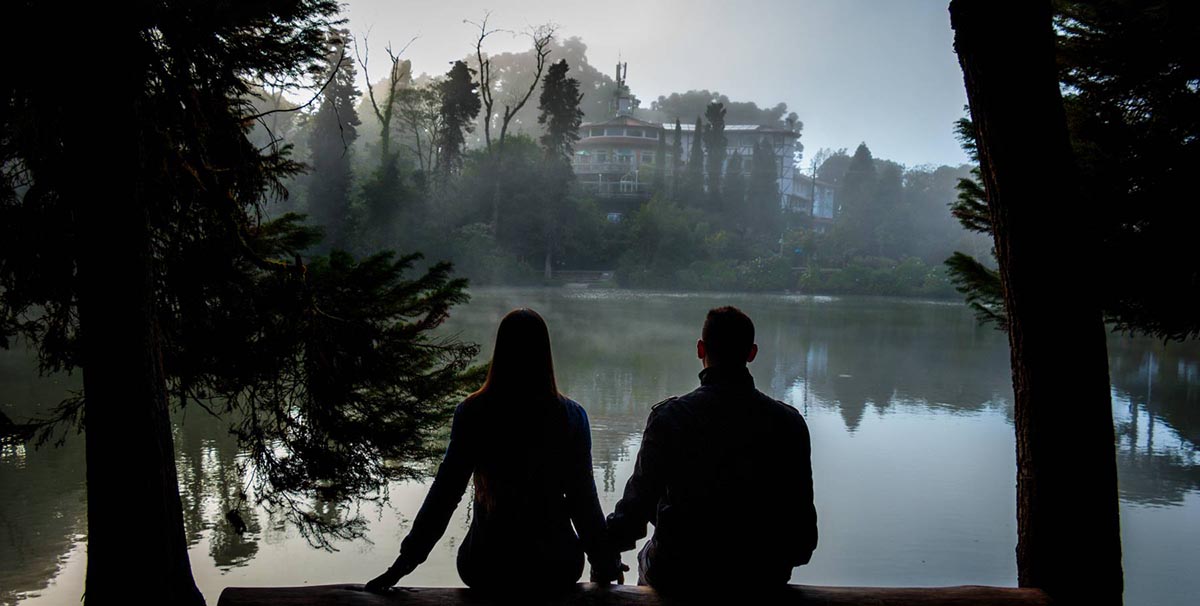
[648,395,680,417]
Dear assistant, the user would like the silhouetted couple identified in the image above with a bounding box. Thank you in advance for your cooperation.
[365,306,817,597]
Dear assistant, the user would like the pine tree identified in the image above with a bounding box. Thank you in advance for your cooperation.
[0,4,481,602]
[537,59,585,163]
[748,141,781,235]
[434,60,481,180]
[703,102,728,211]
[671,119,684,198]
[828,143,878,260]
[306,28,361,251]
[951,3,1122,603]
[653,128,667,195]
[723,150,746,217]
[683,116,706,206]
[536,59,584,279]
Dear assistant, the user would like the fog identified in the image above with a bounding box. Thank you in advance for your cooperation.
[343,0,969,168]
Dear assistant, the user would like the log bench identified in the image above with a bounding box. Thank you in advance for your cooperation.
[218,583,1051,605]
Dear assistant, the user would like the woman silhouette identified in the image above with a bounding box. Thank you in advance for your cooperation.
[365,308,624,592]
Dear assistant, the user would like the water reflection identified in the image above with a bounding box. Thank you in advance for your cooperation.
[0,346,85,606]
[2,289,1198,606]
[1109,336,1200,505]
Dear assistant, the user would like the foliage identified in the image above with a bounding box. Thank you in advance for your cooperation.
[1,0,480,547]
[797,257,958,299]
[435,61,481,179]
[747,141,781,235]
[306,31,362,251]
[537,59,584,163]
[703,102,727,211]
[647,89,800,130]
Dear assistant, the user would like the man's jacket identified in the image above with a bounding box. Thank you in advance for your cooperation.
[606,364,817,589]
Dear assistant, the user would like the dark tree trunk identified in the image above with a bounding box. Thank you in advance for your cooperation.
[66,20,205,606]
[950,2,1122,605]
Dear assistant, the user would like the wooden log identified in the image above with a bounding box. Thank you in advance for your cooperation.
[218,583,1051,606]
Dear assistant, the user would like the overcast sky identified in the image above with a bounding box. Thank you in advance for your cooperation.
[342,0,970,168]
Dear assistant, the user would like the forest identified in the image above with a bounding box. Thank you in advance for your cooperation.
[254,33,988,296]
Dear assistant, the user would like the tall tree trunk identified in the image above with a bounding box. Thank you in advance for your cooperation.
[950,2,1122,605]
[68,20,205,606]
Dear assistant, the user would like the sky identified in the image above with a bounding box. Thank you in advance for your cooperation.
[341,0,970,168]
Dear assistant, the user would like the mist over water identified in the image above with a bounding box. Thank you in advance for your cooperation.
[3,289,1198,605]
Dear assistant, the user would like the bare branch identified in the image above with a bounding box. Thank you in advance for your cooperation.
[465,12,508,151]
[498,23,556,146]
[242,46,346,123]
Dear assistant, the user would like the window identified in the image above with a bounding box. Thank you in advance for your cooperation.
[590,128,603,137]
[595,151,609,164]
[641,152,653,164]
[605,128,622,136]
[627,128,643,138]
[616,150,634,164]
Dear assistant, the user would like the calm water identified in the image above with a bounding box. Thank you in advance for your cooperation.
[2,289,1198,605]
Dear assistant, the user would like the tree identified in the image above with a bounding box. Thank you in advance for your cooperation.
[1055,0,1200,341]
[468,13,556,229]
[537,60,584,163]
[653,128,668,195]
[950,2,1122,605]
[703,102,728,211]
[747,141,781,235]
[647,89,799,128]
[948,1,1200,342]
[828,143,878,259]
[306,29,361,251]
[355,35,414,170]
[873,161,910,259]
[536,59,584,279]
[671,119,684,198]
[1,3,480,604]
[815,147,852,185]
[435,60,481,181]
[945,115,1006,327]
[682,117,706,206]
[395,84,442,175]
[724,150,746,213]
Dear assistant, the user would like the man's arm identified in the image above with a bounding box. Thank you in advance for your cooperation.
[606,404,672,552]
[792,414,818,566]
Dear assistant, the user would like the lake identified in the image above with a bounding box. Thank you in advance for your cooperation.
[2,288,1198,605]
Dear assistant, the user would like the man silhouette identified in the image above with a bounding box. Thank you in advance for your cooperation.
[606,306,817,593]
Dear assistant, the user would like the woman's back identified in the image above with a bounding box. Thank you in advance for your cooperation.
[365,308,620,594]
[456,393,600,588]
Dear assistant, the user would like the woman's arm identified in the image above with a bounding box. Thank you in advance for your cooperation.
[563,403,624,583]
[366,401,474,591]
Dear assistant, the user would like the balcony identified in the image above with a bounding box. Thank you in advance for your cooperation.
[572,162,644,176]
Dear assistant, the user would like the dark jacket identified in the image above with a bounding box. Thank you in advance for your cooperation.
[393,393,617,590]
[606,365,818,590]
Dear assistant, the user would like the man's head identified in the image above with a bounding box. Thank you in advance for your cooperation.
[697,306,758,367]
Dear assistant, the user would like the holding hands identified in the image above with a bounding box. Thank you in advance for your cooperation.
[589,556,630,585]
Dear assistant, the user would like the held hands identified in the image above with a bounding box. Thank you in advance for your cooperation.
[364,558,417,593]
[589,558,630,585]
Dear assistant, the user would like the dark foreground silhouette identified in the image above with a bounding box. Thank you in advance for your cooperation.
[607,306,817,592]
[220,583,1051,605]
[365,309,623,593]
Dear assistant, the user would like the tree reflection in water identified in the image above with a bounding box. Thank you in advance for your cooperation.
[2,289,1198,603]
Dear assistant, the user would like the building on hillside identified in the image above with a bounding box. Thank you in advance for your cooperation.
[571,63,802,219]
[668,121,801,210]
[789,173,837,233]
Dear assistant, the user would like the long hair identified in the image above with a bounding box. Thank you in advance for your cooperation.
[467,308,564,511]
[471,308,559,401]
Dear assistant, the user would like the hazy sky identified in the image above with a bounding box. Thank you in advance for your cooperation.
[342,0,970,168]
